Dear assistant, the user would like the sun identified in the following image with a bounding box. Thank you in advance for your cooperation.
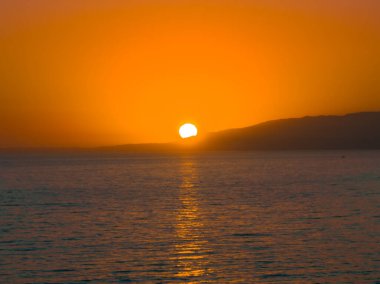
[179,123,198,139]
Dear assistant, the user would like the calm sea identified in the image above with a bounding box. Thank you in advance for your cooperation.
[0,151,379,283]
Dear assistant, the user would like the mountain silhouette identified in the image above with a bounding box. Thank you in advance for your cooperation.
[199,112,380,150]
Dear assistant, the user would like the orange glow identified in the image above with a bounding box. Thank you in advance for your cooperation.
[1,1,379,147]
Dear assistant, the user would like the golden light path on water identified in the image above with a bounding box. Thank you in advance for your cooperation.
[173,159,213,280]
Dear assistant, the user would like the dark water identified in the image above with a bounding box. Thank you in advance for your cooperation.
[0,151,379,283]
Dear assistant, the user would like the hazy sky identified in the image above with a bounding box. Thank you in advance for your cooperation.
[1,0,380,147]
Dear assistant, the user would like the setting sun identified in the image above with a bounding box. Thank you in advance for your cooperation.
[179,123,198,139]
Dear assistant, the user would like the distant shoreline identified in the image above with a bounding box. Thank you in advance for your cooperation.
[1,112,380,153]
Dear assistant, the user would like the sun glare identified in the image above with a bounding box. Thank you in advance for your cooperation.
[179,123,198,139]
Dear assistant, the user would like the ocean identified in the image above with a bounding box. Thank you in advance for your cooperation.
[0,151,379,283]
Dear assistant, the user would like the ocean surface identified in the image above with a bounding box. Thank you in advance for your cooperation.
[0,151,379,283]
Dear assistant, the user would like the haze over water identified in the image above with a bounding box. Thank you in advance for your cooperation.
[0,151,379,283]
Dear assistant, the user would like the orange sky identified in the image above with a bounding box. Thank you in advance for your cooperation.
[1,0,380,147]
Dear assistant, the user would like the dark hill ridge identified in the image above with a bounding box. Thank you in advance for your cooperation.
[200,112,380,150]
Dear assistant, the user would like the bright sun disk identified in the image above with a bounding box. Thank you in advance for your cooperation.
[179,123,198,139]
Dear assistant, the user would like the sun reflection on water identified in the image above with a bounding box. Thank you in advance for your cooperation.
[173,159,212,280]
